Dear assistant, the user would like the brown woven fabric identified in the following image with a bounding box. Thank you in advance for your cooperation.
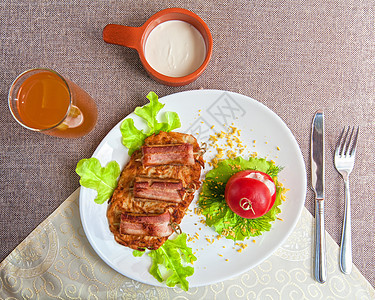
[0,0,374,287]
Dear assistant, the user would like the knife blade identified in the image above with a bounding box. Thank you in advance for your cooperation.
[311,110,327,284]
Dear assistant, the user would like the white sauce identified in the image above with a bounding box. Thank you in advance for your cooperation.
[245,173,276,195]
[144,20,206,77]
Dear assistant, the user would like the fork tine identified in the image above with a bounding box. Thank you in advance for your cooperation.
[340,127,350,156]
[336,127,346,155]
[349,126,359,156]
[343,127,354,156]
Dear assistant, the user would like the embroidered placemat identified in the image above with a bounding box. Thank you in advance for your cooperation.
[0,188,373,299]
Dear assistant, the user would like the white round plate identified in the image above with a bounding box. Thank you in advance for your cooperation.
[79,90,307,288]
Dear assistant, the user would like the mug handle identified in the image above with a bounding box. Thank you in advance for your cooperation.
[103,24,143,51]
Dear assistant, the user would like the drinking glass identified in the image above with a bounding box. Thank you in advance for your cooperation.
[8,69,98,138]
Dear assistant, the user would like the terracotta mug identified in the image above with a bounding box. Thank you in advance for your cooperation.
[103,8,213,86]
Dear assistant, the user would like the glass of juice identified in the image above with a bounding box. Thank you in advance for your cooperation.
[8,69,98,138]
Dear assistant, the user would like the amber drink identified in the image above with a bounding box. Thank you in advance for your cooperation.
[8,69,97,138]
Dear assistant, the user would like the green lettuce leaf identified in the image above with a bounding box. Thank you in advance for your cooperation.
[198,157,285,240]
[121,91,181,155]
[160,111,181,132]
[132,233,196,291]
[120,118,147,155]
[75,158,121,204]
[134,91,165,133]
[132,250,145,257]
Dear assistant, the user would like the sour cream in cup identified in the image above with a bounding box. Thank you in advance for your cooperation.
[103,8,213,86]
[144,20,207,78]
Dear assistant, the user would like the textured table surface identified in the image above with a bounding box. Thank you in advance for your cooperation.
[1,0,374,289]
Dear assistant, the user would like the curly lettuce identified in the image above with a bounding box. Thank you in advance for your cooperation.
[120,91,181,155]
[133,233,196,291]
[75,158,121,204]
[198,156,286,240]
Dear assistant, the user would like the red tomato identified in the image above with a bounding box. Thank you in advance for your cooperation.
[224,170,276,219]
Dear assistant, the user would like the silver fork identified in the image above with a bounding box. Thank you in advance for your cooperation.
[334,126,359,274]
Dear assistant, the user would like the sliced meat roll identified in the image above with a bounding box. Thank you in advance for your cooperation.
[120,211,173,237]
[133,177,184,203]
[142,143,195,166]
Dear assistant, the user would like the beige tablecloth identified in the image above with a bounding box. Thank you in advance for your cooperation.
[0,188,373,299]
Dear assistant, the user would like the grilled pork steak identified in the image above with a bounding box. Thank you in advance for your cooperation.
[107,131,204,250]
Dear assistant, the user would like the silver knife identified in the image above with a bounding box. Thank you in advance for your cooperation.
[311,110,327,284]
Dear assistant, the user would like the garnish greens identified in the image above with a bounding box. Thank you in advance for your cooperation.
[75,158,121,204]
[133,233,196,291]
[199,156,286,240]
[120,91,181,155]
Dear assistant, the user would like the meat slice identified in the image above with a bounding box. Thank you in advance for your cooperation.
[133,177,184,203]
[121,210,170,223]
[120,211,172,237]
[142,143,195,166]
